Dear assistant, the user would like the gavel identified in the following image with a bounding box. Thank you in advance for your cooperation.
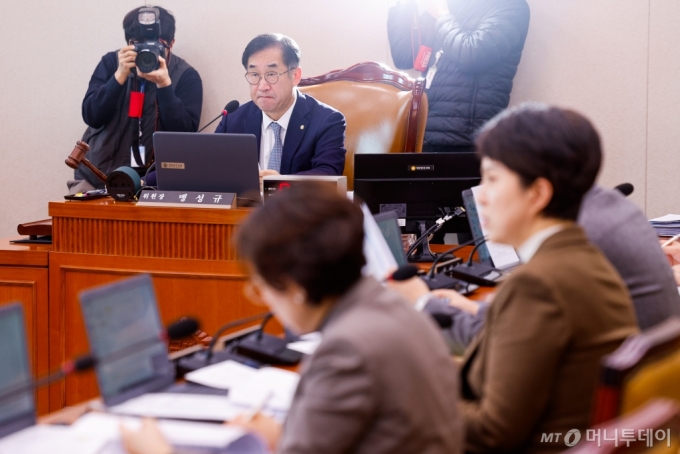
[65,140,108,183]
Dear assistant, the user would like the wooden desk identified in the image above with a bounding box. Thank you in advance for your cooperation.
[0,199,266,413]
[45,199,264,412]
[0,238,51,414]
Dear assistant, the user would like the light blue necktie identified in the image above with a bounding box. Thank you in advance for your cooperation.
[267,122,283,172]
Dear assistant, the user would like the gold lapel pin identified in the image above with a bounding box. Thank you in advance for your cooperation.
[300,125,305,130]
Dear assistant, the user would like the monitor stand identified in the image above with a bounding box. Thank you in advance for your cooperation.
[408,221,440,263]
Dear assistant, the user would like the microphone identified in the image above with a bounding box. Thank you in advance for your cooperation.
[445,238,500,287]
[177,312,271,373]
[388,265,420,281]
[233,314,304,366]
[0,318,199,406]
[614,183,634,197]
[197,100,240,133]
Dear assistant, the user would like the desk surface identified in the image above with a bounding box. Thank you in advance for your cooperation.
[0,237,51,267]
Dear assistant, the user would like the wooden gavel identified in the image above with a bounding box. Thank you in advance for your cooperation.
[65,140,108,183]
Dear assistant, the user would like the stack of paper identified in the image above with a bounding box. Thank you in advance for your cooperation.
[649,214,680,236]
[185,360,300,419]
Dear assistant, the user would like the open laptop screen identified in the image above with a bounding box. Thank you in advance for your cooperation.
[373,211,407,266]
[0,304,35,438]
[79,275,174,406]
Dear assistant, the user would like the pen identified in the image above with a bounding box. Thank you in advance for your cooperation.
[661,234,680,248]
[243,390,274,423]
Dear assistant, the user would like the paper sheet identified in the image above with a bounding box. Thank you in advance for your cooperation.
[185,360,259,390]
[108,393,241,421]
[0,424,105,454]
[186,360,300,412]
[71,412,248,448]
[286,332,322,355]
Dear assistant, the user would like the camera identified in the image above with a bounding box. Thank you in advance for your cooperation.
[132,7,166,74]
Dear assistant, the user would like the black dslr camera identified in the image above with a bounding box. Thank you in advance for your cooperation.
[132,7,166,73]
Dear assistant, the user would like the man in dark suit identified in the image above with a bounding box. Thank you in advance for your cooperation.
[215,34,346,177]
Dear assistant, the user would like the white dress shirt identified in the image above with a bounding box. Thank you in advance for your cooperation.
[260,89,298,170]
[516,224,565,263]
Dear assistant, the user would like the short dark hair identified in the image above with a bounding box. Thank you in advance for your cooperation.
[476,103,602,221]
[241,33,301,70]
[123,6,176,43]
[237,183,365,305]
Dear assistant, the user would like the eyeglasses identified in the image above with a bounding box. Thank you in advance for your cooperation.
[245,68,296,85]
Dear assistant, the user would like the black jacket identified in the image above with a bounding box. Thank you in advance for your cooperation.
[76,51,203,187]
[389,0,530,149]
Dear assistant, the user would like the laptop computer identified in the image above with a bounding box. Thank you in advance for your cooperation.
[78,274,228,408]
[373,211,407,267]
[0,303,35,438]
[153,132,260,198]
[462,187,521,271]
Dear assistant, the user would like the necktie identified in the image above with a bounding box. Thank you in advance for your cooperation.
[267,122,283,172]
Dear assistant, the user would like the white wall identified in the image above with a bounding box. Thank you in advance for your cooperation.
[0,0,678,237]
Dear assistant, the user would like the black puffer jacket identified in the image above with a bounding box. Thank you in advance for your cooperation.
[389,0,530,150]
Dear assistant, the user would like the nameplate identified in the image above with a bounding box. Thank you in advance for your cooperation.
[136,190,236,209]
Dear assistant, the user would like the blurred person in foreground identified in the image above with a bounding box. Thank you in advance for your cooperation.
[392,104,638,453]
[121,183,462,454]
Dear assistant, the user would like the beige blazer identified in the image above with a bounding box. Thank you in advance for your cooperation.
[461,225,639,453]
[278,276,463,454]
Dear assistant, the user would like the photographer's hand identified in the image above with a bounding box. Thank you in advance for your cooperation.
[137,56,171,88]
[114,45,137,85]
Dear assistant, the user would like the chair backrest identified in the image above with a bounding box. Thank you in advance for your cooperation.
[298,61,428,189]
[591,317,680,426]
[567,399,680,453]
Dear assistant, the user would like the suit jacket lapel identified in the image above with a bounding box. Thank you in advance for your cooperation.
[243,104,263,156]
[281,92,310,174]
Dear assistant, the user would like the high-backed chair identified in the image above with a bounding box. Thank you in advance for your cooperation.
[298,61,428,189]
[567,399,680,453]
[591,317,680,425]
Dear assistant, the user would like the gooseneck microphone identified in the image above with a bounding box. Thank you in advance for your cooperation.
[204,312,271,363]
[0,318,199,406]
[614,182,634,197]
[197,100,240,132]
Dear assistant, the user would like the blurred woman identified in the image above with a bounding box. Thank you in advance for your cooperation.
[459,104,638,453]
[122,183,462,454]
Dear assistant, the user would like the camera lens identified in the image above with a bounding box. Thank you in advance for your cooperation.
[135,49,159,73]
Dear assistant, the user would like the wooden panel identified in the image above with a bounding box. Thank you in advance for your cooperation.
[52,218,239,260]
[49,199,251,225]
[48,252,260,411]
[0,266,49,415]
[0,237,50,267]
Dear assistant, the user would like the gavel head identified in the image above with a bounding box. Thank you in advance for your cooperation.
[65,141,90,170]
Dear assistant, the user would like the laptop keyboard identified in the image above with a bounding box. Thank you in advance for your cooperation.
[164,382,230,397]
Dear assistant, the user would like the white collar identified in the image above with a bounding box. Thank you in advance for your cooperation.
[262,89,298,132]
[517,224,565,263]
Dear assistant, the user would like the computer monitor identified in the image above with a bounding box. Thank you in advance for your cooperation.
[79,275,174,406]
[0,303,35,438]
[354,153,481,235]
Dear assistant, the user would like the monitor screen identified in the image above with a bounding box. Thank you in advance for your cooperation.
[354,153,481,234]
[79,275,173,405]
[373,211,407,266]
[0,304,35,437]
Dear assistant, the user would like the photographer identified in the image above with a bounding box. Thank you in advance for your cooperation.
[69,6,203,193]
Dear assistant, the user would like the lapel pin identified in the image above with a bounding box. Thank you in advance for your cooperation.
[300,125,305,130]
